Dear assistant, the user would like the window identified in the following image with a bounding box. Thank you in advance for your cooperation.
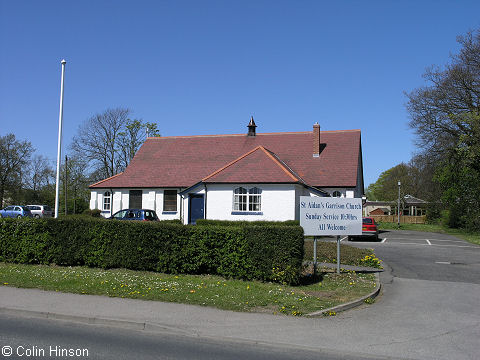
[248,187,262,211]
[332,191,342,198]
[129,190,142,209]
[163,190,177,212]
[233,187,248,211]
[233,187,261,213]
[112,210,128,219]
[103,191,111,211]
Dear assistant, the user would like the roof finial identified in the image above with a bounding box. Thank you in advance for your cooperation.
[247,116,257,136]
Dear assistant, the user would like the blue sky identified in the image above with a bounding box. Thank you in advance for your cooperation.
[1,0,479,187]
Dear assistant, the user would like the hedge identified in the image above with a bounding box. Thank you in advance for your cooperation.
[0,218,304,285]
[195,219,300,227]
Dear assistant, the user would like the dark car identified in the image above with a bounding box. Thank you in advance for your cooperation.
[0,205,33,218]
[109,209,159,221]
[348,217,379,241]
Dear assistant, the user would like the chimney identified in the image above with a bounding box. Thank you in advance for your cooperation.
[313,122,320,157]
[247,116,257,136]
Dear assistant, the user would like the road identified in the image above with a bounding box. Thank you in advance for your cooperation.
[0,313,381,360]
[347,229,480,284]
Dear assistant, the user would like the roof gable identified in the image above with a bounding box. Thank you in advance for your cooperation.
[203,146,300,183]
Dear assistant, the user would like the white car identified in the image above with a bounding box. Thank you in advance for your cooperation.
[26,205,53,218]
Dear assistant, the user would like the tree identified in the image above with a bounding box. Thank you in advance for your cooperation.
[405,29,480,230]
[71,108,160,181]
[366,163,413,202]
[404,153,442,201]
[71,108,129,180]
[20,155,56,206]
[26,155,55,195]
[117,119,161,171]
[59,155,90,214]
[0,133,34,208]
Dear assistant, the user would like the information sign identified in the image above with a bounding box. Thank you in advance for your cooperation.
[300,197,362,236]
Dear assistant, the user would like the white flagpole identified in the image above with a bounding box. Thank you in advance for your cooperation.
[54,59,66,218]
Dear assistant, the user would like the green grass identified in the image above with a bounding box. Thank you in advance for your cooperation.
[0,262,376,316]
[378,222,480,245]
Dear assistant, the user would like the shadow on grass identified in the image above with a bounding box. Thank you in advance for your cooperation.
[298,272,324,286]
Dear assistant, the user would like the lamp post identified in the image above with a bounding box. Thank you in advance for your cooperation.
[397,181,401,226]
[54,59,66,218]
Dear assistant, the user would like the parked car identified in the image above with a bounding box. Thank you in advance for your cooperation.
[26,205,53,218]
[348,217,379,241]
[109,209,159,221]
[0,205,33,218]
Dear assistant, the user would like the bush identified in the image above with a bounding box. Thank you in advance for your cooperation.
[196,219,300,227]
[0,217,304,285]
[82,209,102,217]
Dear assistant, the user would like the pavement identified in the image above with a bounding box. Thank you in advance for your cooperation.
[1,230,479,360]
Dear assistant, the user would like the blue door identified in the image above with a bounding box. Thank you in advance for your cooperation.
[189,195,204,224]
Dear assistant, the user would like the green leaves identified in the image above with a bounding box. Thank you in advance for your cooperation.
[0,218,305,285]
[405,29,480,231]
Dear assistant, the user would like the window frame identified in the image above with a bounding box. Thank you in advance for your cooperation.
[163,190,178,213]
[248,187,262,212]
[232,186,262,214]
[332,190,342,198]
[233,187,248,212]
[103,191,111,211]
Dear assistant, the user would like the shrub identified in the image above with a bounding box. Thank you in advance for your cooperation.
[0,217,305,285]
[82,209,102,217]
[196,219,300,227]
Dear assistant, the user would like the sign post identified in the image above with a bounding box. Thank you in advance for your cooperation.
[337,235,341,274]
[300,197,362,274]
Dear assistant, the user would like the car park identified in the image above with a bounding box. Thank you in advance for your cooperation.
[348,217,379,241]
[26,205,53,218]
[109,209,159,221]
[0,205,33,218]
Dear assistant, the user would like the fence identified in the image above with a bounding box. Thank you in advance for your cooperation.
[370,215,426,224]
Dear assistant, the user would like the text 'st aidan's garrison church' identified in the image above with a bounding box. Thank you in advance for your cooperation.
[89,119,364,224]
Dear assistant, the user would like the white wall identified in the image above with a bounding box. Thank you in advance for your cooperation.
[143,190,156,212]
[204,184,296,222]
[89,191,98,211]
[90,188,182,220]
[92,184,338,223]
[155,189,182,220]
[322,188,356,198]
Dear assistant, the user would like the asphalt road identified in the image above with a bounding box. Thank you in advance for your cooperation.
[346,229,480,284]
[0,314,381,360]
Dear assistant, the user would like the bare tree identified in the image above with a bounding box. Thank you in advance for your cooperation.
[26,155,55,193]
[405,30,480,161]
[71,108,160,181]
[0,133,34,208]
[71,108,130,179]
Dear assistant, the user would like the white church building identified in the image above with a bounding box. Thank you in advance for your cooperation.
[89,119,364,224]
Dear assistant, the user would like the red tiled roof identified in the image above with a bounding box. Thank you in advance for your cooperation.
[202,146,300,183]
[89,129,362,189]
